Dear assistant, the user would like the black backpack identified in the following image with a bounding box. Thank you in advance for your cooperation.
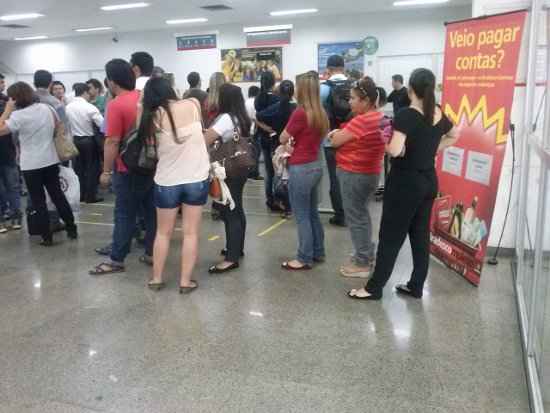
[325,79,353,129]
[120,128,158,176]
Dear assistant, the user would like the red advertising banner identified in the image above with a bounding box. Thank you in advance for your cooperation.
[430,11,527,285]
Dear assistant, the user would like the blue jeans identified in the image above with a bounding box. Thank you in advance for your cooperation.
[110,172,157,265]
[288,161,325,265]
[0,164,21,220]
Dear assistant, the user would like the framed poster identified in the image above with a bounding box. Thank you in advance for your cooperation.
[318,42,364,80]
[221,47,282,83]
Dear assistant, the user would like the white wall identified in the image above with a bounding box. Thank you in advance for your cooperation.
[0,6,469,92]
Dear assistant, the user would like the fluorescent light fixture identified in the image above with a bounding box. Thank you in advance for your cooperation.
[269,8,318,17]
[100,2,150,11]
[166,18,208,25]
[249,311,264,317]
[393,0,449,6]
[74,26,113,32]
[0,13,44,21]
[14,35,48,41]
[243,24,293,33]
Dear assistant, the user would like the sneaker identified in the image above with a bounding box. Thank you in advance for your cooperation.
[11,214,22,230]
[0,224,7,234]
[340,263,372,279]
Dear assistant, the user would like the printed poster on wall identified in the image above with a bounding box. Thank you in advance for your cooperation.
[318,42,364,80]
[221,47,282,83]
[430,11,527,285]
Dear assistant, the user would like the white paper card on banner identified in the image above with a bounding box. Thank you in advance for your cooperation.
[465,151,493,186]
[442,146,465,177]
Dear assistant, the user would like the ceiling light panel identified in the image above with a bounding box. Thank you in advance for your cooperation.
[74,26,114,32]
[166,18,208,25]
[14,35,48,40]
[0,13,44,21]
[100,2,150,11]
[393,0,450,6]
[269,9,318,16]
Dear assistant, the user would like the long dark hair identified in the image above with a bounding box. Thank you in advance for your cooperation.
[256,70,276,108]
[218,83,252,138]
[139,77,178,142]
[409,68,436,125]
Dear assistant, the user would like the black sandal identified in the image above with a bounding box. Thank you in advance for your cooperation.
[208,262,239,274]
[89,262,125,276]
[179,280,198,294]
[281,261,312,271]
[347,288,381,301]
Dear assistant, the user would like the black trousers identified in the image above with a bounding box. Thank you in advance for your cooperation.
[323,147,345,221]
[23,164,75,240]
[261,136,276,205]
[73,136,100,202]
[366,168,438,297]
[219,176,247,263]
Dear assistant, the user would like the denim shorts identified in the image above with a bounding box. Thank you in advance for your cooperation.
[154,179,209,209]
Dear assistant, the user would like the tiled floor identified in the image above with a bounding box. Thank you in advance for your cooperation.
[0,180,530,412]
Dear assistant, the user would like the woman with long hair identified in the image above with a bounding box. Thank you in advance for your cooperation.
[348,68,458,301]
[0,82,77,246]
[328,76,385,278]
[205,72,226,127]
[254,71,281,211]
[142,77,210,293]
[280,71,329,270]
[204,83,252,273]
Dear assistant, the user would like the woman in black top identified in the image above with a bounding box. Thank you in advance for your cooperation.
[348,68,458,301]
[254,71,281,211]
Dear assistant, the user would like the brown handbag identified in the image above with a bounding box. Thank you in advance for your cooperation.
[48,107,79,161]
[209,116,256,178]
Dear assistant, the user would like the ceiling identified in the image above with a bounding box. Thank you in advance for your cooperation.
[0,0,471,41]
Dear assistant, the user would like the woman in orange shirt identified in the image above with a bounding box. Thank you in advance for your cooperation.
[328,77,385,278]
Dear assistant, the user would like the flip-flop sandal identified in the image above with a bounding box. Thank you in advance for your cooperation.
[89,262,125,276]
[147,281,165,291]
[395,284,423,299]
[340,267,371,279]
[347,289,381,301]
[139,255,154,266]
[281,262,312,271]
[208,263,239,274]
[179,280,198,294]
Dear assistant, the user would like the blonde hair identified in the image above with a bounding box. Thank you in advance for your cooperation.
[208,72,226,112]
[296,71,329,137]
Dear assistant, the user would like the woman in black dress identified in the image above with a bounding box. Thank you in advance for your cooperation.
[348,68,458,301]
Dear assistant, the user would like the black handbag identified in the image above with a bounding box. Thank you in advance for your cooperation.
[209,117,257,178]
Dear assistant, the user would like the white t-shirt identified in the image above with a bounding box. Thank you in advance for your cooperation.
[212,113,240,143]
[6,103,59,171]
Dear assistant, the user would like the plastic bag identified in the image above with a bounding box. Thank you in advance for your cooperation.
[46,166,80,213]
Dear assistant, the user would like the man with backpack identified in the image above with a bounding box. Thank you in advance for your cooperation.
[320,55,352,227]
[89,58,157,276]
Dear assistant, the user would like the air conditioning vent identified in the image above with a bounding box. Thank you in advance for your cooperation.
[200,4,233,11]
[0,24,30,29]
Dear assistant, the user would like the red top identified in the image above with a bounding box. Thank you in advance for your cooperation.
[106,90,140,173]
[286,107,323,166]
[336,111,385,174]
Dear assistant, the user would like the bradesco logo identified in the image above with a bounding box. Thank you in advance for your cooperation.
[430,233,453,255]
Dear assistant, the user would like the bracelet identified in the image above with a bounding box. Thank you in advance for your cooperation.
[102,171,113,176]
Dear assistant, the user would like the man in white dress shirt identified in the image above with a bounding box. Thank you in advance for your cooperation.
[66,83,104,203]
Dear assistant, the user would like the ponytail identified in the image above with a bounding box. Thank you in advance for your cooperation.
[409,68,436,125]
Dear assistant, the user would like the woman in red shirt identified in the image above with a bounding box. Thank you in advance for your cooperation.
[280,71,329,270]
[328,77,385,278]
